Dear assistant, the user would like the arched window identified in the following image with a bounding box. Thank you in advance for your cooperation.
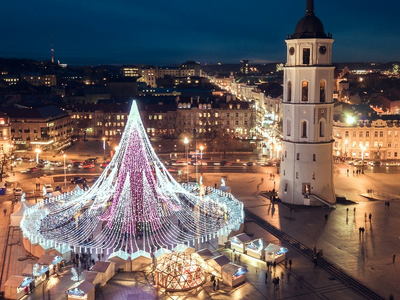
[319,119,326,137]
[287,81,292,102]
[302,81,308,101]
[301,121,307,138]
[320,80,326,102]
[287,119,291,136]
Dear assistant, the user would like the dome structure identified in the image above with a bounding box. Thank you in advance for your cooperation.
[155,252,206,292]
[290,0,328,39]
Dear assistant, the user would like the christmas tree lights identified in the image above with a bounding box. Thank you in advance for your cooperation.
[21,101,244,256]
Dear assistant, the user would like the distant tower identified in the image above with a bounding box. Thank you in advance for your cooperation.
[51,35,54,64]
[278,0,336,206]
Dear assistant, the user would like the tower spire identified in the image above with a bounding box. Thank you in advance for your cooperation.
[306,0,315,16]
[51,35,54,64]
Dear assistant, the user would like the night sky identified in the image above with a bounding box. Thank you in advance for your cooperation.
[1,0,399,65]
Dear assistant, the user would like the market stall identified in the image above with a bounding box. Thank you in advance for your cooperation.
[38,254,64,275]
[245,238,266,260]
[82,271,103,287]
[194,248,215,273]
[66,280,95,300]
[10,201,31,227]
[130,250,151,272]
[22,263,48,287]
[107,250,131,272]
[207,255,231,274]
[91,261,115,286]
[264,243,289,263]
[4,275,34,299]
[229,233,252,253]
[221,263,248,287]
[49,244,72,262]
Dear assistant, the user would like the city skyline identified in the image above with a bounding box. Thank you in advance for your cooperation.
[1,0,400,65]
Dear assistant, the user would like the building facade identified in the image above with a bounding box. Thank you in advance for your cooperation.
[278,0,336,206]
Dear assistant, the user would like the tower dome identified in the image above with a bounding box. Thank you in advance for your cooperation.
[290,0,328,39]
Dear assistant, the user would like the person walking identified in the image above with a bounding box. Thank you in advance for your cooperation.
[393,253,396,264]
[324,214,328,222]
[265,272,268,283]
[213,279,216,291]
[353,207,356,214]
[369,213,372,222]
[364,212,367,222]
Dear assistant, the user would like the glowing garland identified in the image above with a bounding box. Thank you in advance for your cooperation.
[21,101,244,256]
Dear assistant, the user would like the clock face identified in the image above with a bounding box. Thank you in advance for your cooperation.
[319,46,327,54]
[289,47,295,55]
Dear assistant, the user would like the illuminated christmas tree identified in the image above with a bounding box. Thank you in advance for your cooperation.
[21,101,243,255]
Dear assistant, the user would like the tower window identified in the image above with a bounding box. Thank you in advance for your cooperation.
[285,151,287,158]
[319,119,326,137]
[296,172,299,179]
[303,48,310,65]
[301,121,307,138]
[297,153,300,160]
[287,119,291,136]
[313,154,316,161]
[302,81,308,101]
[320,80,326,102]
[312,172,315,180]
[287,81,292,102]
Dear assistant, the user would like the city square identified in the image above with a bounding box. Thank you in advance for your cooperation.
[1,0,400,299]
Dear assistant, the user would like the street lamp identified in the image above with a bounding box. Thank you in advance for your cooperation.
[102,137,106,160]
[200,145,204,173]
[184,137,189,183]
[35,148,41,164]
[63,154,67,190]
[361,145,366,174]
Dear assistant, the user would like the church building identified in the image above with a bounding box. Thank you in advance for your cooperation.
[278,0,336,206]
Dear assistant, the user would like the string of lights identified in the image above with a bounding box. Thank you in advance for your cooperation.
[21,101,244,256]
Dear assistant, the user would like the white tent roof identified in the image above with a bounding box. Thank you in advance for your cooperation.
[108,250,130,260]
[154,248,172,259]
[10,201,30,227]
[264,243,282,254]
[131,250,151,260]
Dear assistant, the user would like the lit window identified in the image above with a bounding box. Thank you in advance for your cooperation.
[302,81,308,101]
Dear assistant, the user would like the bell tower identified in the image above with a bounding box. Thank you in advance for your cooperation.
[278,0,336,206]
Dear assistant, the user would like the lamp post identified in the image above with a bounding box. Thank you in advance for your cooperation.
[35,148,41,164]
[184,137,189,183]
[63,154,67,190]
[361,146,366,174]
[102,138,106,160]
[200,145,204,174]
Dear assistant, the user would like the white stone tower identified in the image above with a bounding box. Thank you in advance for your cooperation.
[278,0,336,206]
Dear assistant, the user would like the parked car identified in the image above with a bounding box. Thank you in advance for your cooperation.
[82,162,95,169]
[368,161,382,166]
[85,158,97,164]
[385,161,399,167]
[243,161,256,166]
[15,187,23,196]
[44,183,53,193]
[73,162,83,168]
[71,177,86,184]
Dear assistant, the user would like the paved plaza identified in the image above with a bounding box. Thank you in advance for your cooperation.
[0,161,399,299]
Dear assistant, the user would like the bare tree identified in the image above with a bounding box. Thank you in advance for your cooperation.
[164,111,185,141]
[75,118,92,141]
[0,146,15,182]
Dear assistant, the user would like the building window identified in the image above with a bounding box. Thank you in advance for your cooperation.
[366,131,369,137]
[285,151,287,158]
[303,48,310,64]
[297,153,300,160]
[301,121,307,138]
[287,81,292,102]
[312,172,315,180]
[388,142,392,147]
[388,131,392,136]
[313,154,316,161]
[302,81,308,101]
[359,132,363,138]
[296,172,299,179]
[380,131,383,137]
[235,120,238,125]
[345,131,349,138]
[395,152,398,158]
[353,131,356,137]
[320,80,326,102]
[374,131,378,138]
